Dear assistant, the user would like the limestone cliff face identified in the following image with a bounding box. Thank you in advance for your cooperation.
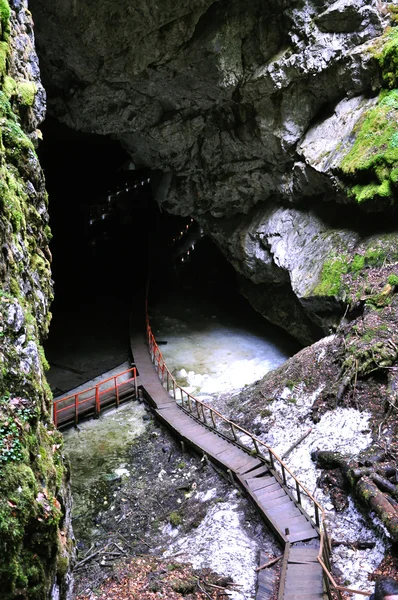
[0,1,73,598]
[28,0,398,342]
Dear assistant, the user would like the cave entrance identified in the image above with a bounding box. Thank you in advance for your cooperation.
[39,118,300,398]
[38,117,155,395]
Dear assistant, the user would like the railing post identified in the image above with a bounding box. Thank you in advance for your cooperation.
[114,376,120,407]
[324,572,333,600]
[134,368,138,399]
[196,399,201,419]
[166,370,170,392]
[296,480,301,505]
[210,409,216,429]
[315,504,320,527]
[231,423,237,440]
[95,385,100,416]
[173,380,176,400]
[188,395,193,413]
[201,404,207,424]
[253,437,259,454]
[268,449,275,469]
[282,464,287,486]
[75,394,78,425]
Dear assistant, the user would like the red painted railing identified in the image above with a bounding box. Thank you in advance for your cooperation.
[53,367,137,428]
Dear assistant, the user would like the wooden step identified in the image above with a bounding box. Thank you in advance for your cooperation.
[257,494,292,510]
[246,475,277,492]
[286,527,318,543]
[244,464,270,478]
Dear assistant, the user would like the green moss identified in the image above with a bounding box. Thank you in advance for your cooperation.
[350,254,365,273]
[16,81,37,107]
[0,0,10,40]
[169,511,182,527]
[313,255,348,297]
[0,39,7,76]
[44,224,53,241]
[0,408,66,597]
[2,73,14,96]
[388,273,398,286]
[339,23,398,204]
[56,555,69,578]
[376,26,398,89]
[340,89,398,204]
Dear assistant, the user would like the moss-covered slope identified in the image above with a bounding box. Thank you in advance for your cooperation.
[340,21,398,205]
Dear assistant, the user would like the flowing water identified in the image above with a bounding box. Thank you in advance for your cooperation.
[150,291,300,397]
[150,294,388,598]
[61,279,388,598]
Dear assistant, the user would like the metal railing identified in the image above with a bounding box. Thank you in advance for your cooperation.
[53,367,138,428]
[146,315,372,598]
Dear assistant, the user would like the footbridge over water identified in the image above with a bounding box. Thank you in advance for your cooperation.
[53,311,372,600]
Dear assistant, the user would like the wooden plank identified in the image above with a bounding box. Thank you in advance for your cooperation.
[286,528,318,543]
[279,515,310,528]
[255,486,287,501]
[235,458,263,475]
[288,549,319,562]
[215,447,259,471]
[245,464,270,478]
[268,505,302,519]
[258,495,293,510]
[285,564,322,576]
[251,480,281,494]
[247,476,278,492]
[284,593,323,599]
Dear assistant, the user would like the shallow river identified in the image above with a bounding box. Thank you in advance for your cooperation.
[150,292,300,397]
[63,288,388,599]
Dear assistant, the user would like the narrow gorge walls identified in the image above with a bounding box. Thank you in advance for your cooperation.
[0,1,73,598]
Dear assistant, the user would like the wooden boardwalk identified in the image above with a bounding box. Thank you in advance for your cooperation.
[130,329,326,600]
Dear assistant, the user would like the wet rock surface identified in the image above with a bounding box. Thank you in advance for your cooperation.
[28,0,398,341]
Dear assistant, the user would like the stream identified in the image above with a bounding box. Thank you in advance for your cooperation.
[62,287,388,599]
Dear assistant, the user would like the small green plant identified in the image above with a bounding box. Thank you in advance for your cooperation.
[169,511,182,527]
[387,274,398,286]
[259,408,272,418]
[350,254,365,273]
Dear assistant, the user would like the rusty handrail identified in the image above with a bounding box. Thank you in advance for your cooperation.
[145,314,372,598]
[53,366,137,427]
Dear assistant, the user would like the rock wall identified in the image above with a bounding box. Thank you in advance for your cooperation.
[0,1,73,598]
[28,0,398,342]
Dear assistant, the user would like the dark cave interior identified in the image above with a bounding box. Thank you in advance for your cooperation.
[38,117,298,395]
